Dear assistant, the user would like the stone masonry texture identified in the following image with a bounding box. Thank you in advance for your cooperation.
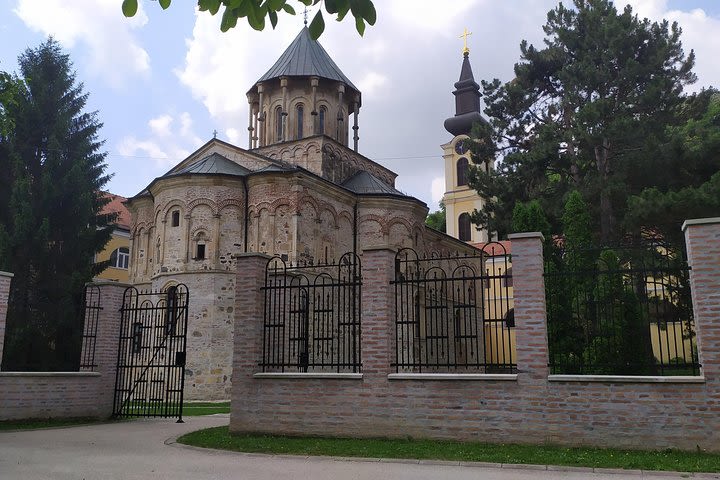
[231,227,720,452]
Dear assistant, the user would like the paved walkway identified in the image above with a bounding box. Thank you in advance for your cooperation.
[0,415,718,479]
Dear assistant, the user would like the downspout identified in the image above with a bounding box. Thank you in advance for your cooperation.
[242,176,249,253]
[353,201,358,257]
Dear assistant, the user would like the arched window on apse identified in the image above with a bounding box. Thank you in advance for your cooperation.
[193,231,208,260]
[457,157,469,187]
[318,106,326,135]
[275,106,283,142]
[458,213,472,242]
[296,104,304,139]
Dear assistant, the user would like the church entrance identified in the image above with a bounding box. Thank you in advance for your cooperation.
[112,285,189,421]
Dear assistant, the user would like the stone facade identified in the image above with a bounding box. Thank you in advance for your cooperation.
[230,222,720,452]
[126,138,471,401]
[123,26,478,401]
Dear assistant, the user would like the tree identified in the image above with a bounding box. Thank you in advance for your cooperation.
[425,201,446,232]
[625,90,720,245]
[471,0,697,243]
[121,0,376,38]
[0,39,114,370]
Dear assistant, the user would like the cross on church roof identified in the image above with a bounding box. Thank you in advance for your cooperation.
[460,27,472,55]
[303,7,308,26]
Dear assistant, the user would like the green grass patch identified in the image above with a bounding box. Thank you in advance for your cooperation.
[178,426,720,473]
[0,417,103,431]
[182,402,230,416]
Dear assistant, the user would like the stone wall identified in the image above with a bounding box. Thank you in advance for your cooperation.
[0,281,124,421]
[230,219,720,452]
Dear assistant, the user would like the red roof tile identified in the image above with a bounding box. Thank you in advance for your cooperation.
[100,192,131,230]
[469,240,511,256]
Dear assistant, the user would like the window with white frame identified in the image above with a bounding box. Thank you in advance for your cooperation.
[110,247,130,269]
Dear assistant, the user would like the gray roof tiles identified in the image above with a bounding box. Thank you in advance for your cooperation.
[255,27,359,93]
[342,170,405,196]
[167,152,252,177]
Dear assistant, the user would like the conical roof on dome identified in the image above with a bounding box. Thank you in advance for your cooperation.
[252,27,360,96]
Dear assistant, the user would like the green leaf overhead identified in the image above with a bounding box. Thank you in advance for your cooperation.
[120,0,375,38]
[121,0,138,17]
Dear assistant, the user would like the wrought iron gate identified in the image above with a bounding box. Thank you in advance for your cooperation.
[113,284,189,421]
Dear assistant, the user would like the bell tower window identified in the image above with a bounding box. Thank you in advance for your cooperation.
[296,104,304,139]
[458,213,472,242]
[275,106,283,142]
[318,106,326,135]
[457,157,469,187]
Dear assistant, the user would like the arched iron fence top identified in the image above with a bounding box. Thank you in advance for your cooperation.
[121,285,141,308]
[266,255,288,272]
[478,240,508,258]
[313,271,334,286]
[451,263,479,277]
[423,265,448,281]
[395,247,420,262]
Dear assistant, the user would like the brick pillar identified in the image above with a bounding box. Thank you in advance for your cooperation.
[0,271,13,370]
[683,218,720,383]
[360,247,396,380]
[87,281,129,417]
[507,233,548,382]
[230,253,271,432]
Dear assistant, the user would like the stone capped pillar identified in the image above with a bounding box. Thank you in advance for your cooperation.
[85,281,129,417]
[683,218,720,383]
[359,247,396,380]
[230,252,271,432]
[0,271,13,369]
[506,232,548,383]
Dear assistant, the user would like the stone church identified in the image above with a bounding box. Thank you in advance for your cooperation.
[125,27,486,400]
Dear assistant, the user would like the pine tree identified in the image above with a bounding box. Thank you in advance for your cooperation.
[0,39,113,370]
[472,0,697,243]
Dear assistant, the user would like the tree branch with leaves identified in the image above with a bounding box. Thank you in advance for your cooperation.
[121,0,376,38]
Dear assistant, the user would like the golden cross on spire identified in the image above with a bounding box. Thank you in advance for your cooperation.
[460,27,472,55]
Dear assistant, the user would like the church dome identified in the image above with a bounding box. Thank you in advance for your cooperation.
[248,26,360,107]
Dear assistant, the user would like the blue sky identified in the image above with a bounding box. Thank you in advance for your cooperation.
[1,0,719,209]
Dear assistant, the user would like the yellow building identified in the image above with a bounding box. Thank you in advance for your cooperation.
[94,192,131,283]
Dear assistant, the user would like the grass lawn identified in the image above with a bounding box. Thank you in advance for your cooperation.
[0,417,105,431]
[178,426,720,473]
[182,402,230,416]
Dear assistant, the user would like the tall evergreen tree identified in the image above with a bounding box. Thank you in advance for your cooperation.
[471,0,697,243]
[0,39,114,370]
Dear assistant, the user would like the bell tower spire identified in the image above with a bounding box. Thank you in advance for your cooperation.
[440,31,491,244]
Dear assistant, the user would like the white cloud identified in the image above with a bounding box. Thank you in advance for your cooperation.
[357,72,388,97]
[625,1,720,91]
[175,12,257,148]
[14,0,150,88]
[149,114,173,138]
[387,0,479,36]
[431,176,445,205]
[117,112,201,167]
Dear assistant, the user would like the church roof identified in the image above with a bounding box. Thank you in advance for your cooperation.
[342,171,405,196]
[167,152,252,178]
[255,27,359,94]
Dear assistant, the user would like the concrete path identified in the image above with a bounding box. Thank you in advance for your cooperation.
[0,415,717,479]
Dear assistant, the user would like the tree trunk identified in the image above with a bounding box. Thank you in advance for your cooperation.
[595,138,614,243]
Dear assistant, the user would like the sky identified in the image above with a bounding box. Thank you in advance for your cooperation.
[1,0,719,210]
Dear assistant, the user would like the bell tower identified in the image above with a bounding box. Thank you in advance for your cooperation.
[441,29,491,244]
